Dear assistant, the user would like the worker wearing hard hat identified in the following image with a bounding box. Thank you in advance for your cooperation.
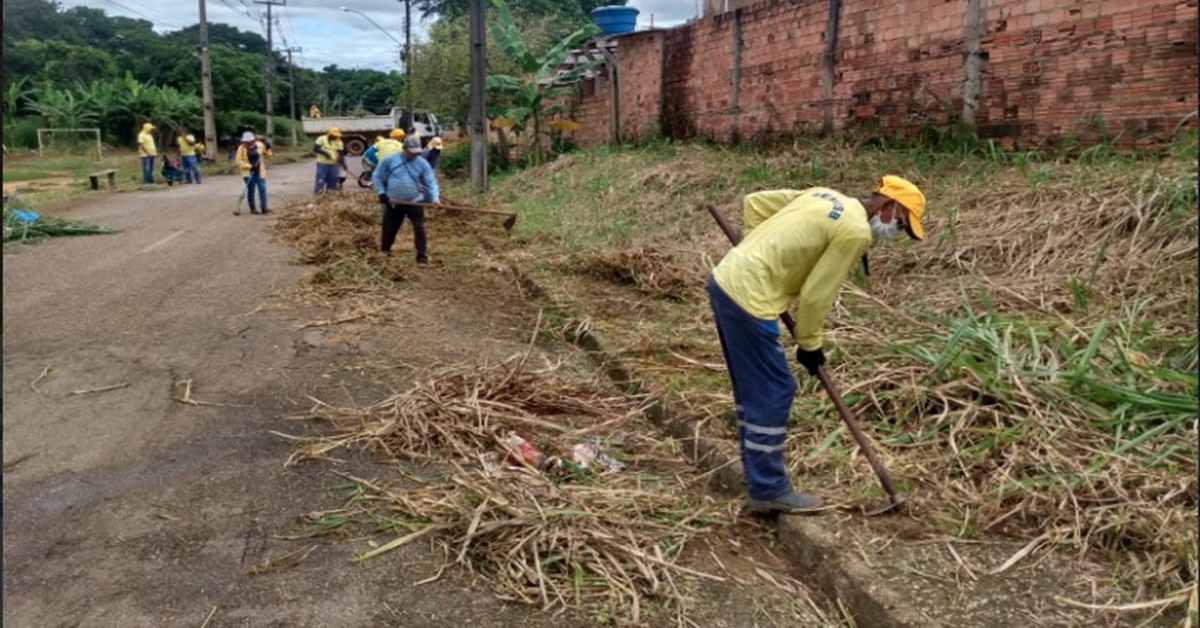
[312,127,346,196]
[375,128,406,161]
[176,128,202,184]
[137,122,158,184]
[707,175,926,514]
[424,136,444,170]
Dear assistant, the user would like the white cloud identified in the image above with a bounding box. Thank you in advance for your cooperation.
[54,0,433,71]
[626,0,702,29]
[52,1,700,71]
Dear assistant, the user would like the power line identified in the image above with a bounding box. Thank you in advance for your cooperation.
[217,0,261,29]
[121,0,188,28]
[280,0,301,51]
[93,0,184,30]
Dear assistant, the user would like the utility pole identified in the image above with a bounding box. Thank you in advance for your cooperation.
[283,47,301,147]
[254,0,285,146]
[404,0,412,117]
[469,0,486,193]
[198,0,217,160]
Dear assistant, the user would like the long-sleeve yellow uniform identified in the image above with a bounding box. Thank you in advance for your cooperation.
[711,187,872,351]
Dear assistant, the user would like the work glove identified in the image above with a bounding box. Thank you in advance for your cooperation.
[794,346,825,376]
[378,193,389,205]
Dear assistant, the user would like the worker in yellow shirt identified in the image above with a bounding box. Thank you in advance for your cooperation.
[176,128,202,184]
[376,128,406,160]
[312,128,346,196]
[708,176,926,514]
[137,122,157,184]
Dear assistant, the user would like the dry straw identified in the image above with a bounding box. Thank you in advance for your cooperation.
[280,353,741,625]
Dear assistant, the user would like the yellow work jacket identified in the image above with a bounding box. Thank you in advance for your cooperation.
[137,131,157,157]
[235,141,272,178]
[376,138,404,160]
[177,135,196,155]
[315,135,343,165]
[711,188,872,351]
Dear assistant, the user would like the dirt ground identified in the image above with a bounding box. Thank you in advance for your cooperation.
[3,162,839,627]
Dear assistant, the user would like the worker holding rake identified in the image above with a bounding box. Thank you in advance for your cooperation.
[708,176,926,514]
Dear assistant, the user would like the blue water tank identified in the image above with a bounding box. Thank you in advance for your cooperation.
[590,6,639,36]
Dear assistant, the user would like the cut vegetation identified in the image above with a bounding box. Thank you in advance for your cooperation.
[447,134,1199,623]
[270,131,1196,626]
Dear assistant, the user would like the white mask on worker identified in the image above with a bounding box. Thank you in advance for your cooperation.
[869,214,900,243]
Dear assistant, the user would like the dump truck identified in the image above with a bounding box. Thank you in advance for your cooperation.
[300,108,443,156]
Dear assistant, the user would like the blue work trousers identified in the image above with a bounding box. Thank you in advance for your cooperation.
[141,156,155,184]
[243,173,267,212]
[707,276,796,501]
[314,163,340,195]
[181,155,202,183]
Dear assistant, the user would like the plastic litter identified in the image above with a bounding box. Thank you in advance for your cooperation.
[572,441,626,472]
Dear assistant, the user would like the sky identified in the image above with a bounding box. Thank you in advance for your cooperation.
[55,0,702,73]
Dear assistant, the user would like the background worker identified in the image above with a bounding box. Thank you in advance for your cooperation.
[176,128,202,184]
[424,136,444,170]
[707,176,926,514]
[361,136,385,173]
[376,128,406,160]
[312,127,346,196]
[137,122,157,184]
[373,135,439,266]
[235,131,273,215]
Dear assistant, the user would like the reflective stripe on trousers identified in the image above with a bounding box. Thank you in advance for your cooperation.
[708,276,796,500]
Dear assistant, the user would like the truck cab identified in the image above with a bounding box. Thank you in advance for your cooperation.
[400,111,443,147]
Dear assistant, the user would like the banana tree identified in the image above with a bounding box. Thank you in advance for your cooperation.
[4,77,33,146]
[116,71,157,135]
[75,79,126,142]
[27,84,99,129]
[485,0,601,164]
[147,85,202,135]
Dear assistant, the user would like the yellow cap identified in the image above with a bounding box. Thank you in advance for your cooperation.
[428,137,443,150]
[328,127,342,138]
[389,128,406,139]
[142,122,155,132]
[876,175,926,240]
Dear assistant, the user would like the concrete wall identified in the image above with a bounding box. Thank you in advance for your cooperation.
[566,0,1198,150]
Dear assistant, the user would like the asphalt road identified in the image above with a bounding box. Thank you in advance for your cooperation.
[0,160,569,627]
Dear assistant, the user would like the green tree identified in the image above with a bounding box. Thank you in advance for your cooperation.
[27,83,98,129]
[4,77,34,145]
[74,79,126,141]
[484,0,600,164]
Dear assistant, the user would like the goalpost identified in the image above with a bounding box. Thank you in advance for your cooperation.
[37,128,102,161]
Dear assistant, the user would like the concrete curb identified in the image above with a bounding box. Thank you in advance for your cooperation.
[503,262,925,627]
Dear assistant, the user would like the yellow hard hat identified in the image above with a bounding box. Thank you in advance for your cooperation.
[389,128,406,139]
[142,122,155,132]
[328,127,342,138]
[876,175,927,240]
[428,137,444,150]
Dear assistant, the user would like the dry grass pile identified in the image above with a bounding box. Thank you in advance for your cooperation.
[574,246,700,302]
[281,355,739,624]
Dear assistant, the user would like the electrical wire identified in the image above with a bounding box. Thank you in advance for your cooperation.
[93,0,184,30]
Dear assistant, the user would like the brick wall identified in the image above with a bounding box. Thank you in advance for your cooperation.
[564,0,1198,150]
[617,31,665,143]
